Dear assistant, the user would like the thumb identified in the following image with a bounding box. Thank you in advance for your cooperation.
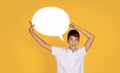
[29,21,33,26]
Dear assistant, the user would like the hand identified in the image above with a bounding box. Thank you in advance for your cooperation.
[69,23,78,30]
[29,21,35,32]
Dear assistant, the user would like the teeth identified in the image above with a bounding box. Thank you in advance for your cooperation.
[72,45,75,46]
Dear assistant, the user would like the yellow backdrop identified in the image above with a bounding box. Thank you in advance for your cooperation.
[0,0,120,73]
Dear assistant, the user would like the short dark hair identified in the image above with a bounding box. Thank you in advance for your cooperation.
[67,30,80,40]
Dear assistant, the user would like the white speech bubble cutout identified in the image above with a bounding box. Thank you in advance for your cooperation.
[32,7,70,41]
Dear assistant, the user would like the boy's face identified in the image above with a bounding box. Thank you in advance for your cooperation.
[68,36,79,50]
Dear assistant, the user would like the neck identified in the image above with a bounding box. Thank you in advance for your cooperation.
[69,47,77,53]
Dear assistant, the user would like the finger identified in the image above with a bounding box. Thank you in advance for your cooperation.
[29,21,31,26]
[32,24,35,27]
[70,24,74,27]
[29,21,32,26]
[69,24,72,28]
[69,24,71,27]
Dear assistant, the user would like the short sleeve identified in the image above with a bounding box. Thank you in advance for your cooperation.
[82,46,87,55]
[52,46,57,56]
[78,46,87,56]
[52,46,64,56]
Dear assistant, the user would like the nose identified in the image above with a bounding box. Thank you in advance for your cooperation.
[71,40,77,45]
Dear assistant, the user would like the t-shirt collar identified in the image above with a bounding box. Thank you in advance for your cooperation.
[67,48,78,53]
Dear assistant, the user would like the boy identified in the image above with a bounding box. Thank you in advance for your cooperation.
[29,21,95,73]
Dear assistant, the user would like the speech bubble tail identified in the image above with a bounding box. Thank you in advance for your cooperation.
[59,35,64,41]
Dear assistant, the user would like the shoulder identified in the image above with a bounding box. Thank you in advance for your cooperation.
[77,46,87,56]
[52,46,65,51]
[52,46,66,56]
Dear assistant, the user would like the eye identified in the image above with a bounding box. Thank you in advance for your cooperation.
[75,38,79,41]
[70,38,73,41]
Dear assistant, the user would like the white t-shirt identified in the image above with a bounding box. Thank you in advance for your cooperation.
[52,46,86,73]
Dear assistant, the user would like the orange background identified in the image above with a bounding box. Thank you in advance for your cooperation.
[0,0,120,73]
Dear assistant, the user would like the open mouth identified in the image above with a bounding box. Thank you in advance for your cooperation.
[71,44,76,47]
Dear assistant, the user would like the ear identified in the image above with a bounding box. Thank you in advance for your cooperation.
[67,39,69,43]
[78,38,80,43]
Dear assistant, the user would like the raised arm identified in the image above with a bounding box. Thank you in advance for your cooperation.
[29,21,52,52]
[70,23,95,52]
